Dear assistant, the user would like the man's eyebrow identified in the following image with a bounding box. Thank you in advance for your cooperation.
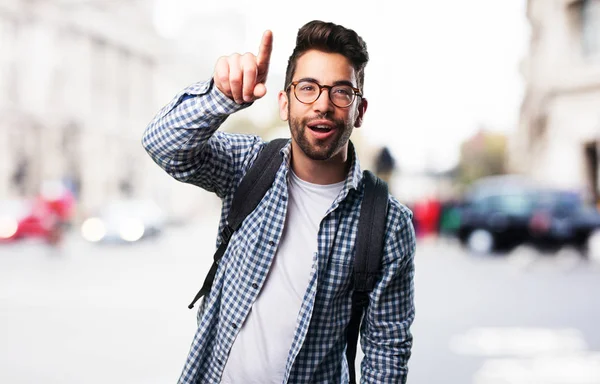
[296,77,357,87]
[296,77,319,83]
[331,80,356,87]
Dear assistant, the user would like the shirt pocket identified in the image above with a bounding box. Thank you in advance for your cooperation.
[327,242,355,267]
[224,214,263,273]
[322,250,354,298]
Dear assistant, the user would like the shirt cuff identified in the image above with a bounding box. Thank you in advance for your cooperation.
[182,79,253,115]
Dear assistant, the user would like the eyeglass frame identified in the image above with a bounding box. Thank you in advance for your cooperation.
[285,79,363,108]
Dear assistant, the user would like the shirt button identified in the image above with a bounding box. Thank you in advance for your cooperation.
[268,241,275,246]
[218,358,223,365]
[282,196,287,201]
[252,283,259,289]
[232,323,238,329]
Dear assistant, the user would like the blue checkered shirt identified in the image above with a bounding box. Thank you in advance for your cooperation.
[142,80,416,384]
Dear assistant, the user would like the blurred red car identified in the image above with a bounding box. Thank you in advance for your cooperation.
[0,184,75,244]
[0,199,52,242]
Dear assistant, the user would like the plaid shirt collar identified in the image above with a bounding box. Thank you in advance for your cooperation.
[280,139,363,206]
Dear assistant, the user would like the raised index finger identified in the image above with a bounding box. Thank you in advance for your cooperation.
[256,30,273,76]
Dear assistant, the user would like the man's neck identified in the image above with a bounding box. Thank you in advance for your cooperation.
[290,142,350,185]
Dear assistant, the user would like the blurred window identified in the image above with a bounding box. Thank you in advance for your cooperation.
[582,0,600,58]
[494,194,534,215]
[472,194,534,215]
[0,17,18,104]
[536,191,580,208]
[11,157,29,196]
[471,197,491,213]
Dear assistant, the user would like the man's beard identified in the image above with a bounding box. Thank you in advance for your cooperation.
[289,114,354,161]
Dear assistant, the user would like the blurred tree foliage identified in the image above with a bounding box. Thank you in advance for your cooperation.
[458,128,507,185]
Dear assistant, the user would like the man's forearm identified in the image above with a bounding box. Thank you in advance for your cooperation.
[142,79,247,181]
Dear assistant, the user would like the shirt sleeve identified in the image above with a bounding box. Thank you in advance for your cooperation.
[359,211,416,384]
[141,79,264,198]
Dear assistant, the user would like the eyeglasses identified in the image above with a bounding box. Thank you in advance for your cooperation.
[286,80,362,108]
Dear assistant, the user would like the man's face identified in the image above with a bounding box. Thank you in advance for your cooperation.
[278,50,367,161]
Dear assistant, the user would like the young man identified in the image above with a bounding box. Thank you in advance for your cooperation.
[143,20,416,384]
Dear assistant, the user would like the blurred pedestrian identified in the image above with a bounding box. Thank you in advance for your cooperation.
[412,197,441,239]
[143,20,415,384]
[37,180,75,247]
[438,199,461,238]
[374,145,396,184]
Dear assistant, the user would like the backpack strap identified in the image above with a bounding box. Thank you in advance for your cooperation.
[188,138,288,309]
[346,170,389,383]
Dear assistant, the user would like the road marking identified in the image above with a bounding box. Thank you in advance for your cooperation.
[507,245,540,270]
[450,327,600,384]
[450,327,587,356]
[474,354,600,384]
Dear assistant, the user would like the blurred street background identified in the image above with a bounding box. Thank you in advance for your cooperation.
[2,220,600,383]
[2,0,600,383]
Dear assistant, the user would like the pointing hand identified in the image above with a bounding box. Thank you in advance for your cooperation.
[213,30,273,104]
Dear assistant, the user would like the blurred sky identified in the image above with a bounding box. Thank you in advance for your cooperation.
[153,0,529,173]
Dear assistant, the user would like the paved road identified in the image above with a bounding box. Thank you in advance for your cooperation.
[408,238,600,384]
[1,220,599,383]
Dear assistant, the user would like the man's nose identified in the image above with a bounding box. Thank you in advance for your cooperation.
[312,88,335,112]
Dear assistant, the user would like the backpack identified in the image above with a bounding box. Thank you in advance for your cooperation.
[187,138,389,384]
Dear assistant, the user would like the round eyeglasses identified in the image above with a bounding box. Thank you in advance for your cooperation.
[286,80,362,108]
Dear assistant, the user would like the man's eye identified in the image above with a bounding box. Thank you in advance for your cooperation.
[333,87,352,96]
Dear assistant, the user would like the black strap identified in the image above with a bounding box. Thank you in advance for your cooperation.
[227,138,289,230]
[187,139,288,309]
[346,170,389,384]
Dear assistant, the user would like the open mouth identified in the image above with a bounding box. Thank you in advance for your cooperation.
[309,125,333,133]
[307,118,336,135]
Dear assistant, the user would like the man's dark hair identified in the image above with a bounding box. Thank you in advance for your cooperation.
[285,20,369,92]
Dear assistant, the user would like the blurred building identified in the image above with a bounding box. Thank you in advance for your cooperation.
[512,0,600,203]
[0,1,386,223]
[0,0,171,218]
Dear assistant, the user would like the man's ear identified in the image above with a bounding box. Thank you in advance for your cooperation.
[354,97,368,128]
[278,90,289,121]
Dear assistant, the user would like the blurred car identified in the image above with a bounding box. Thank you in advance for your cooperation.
[0,199,57,243]
[80,199,167,244]
[456,175,600,254]
[528,189,600,251]
[457,181,537,253]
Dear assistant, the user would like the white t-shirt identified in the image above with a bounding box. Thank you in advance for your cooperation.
[220,170,344,384]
